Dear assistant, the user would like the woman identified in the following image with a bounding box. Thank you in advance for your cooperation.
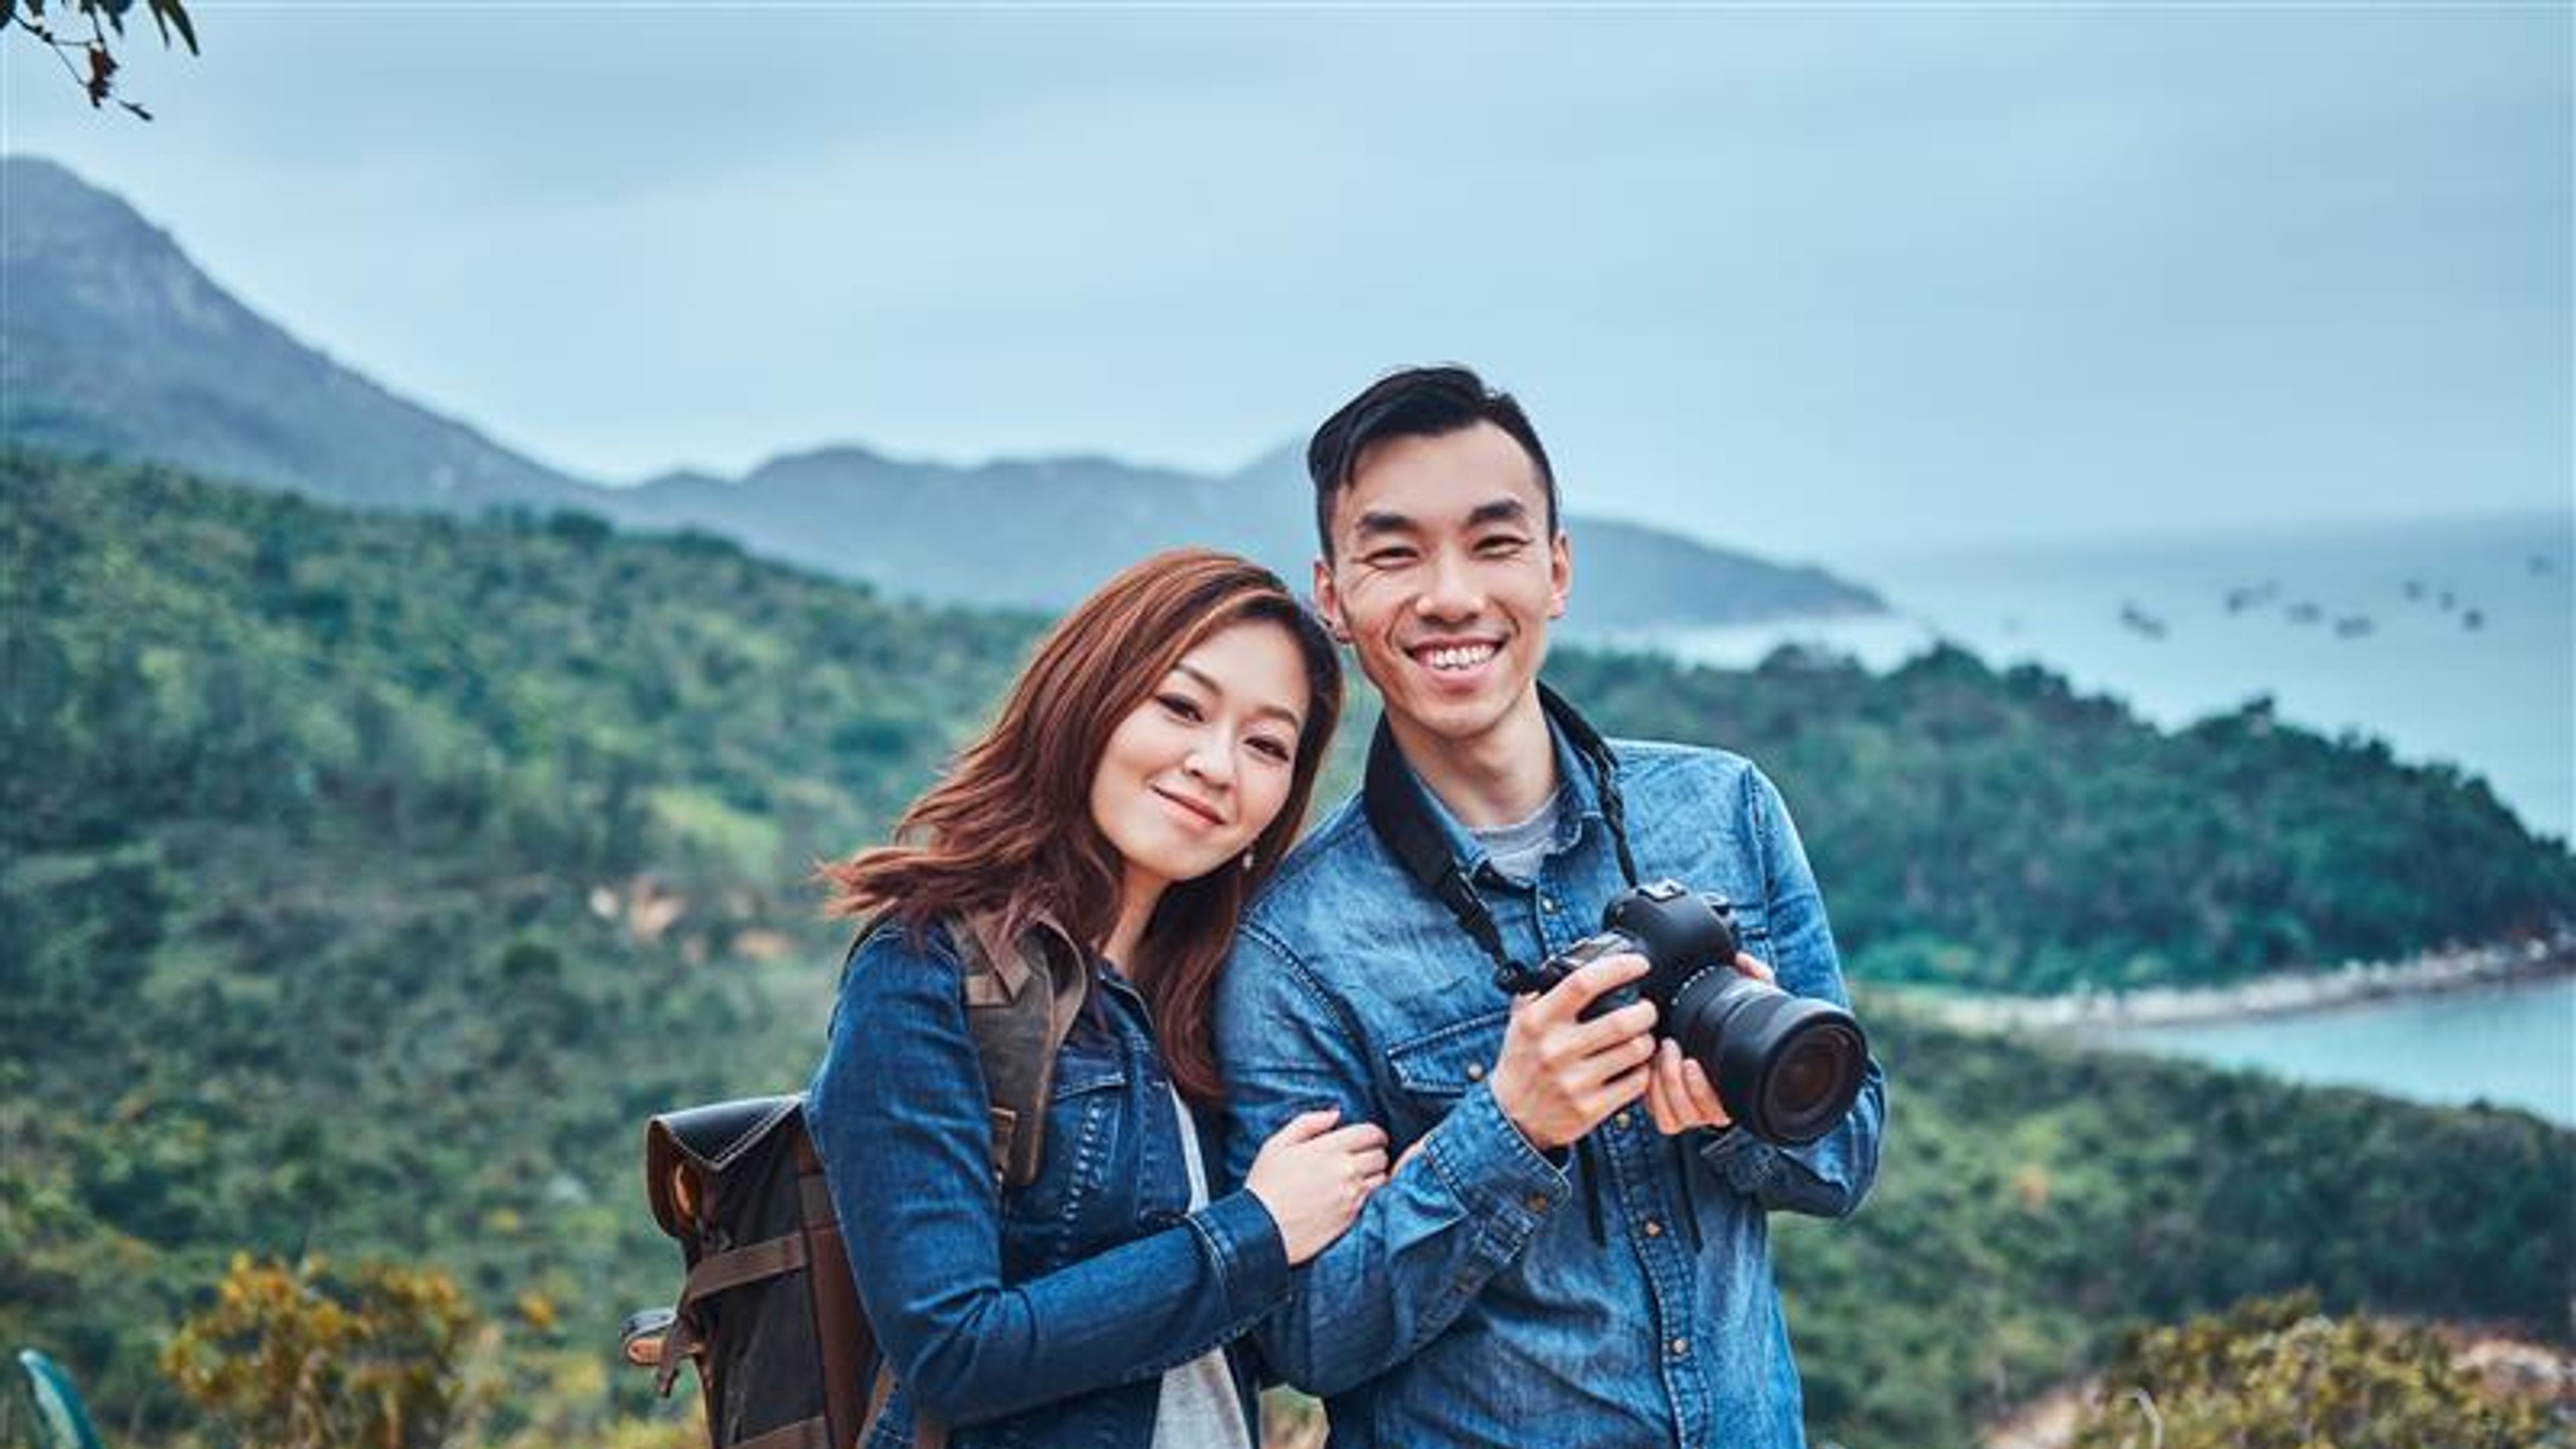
[808,549,1385,1449]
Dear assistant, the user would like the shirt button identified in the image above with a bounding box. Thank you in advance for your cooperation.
[1670,1336,1690,1357]
[1616,1110,1635,1131]
[1643,1220,1664,1238]
[1465,1062,1485,1081]
[1523,1193,1550,1214]
[1539,894,1559,914]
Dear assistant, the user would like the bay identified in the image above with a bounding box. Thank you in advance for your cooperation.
[1609,510,2573,841]
[2100,975,2576,1126]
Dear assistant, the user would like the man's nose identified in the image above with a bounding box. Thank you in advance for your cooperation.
[1413,551,1483,621]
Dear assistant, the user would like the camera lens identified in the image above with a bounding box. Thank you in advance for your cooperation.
[1669,970,1869,1146]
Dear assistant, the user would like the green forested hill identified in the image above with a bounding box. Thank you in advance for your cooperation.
[1557,646,2574,991]
[3,451,2568,1446]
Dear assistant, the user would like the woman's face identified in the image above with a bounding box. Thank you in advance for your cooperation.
[1090,619,1309,901]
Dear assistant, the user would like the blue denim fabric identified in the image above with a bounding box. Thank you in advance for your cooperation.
[1215,722,1886,1449]
[808,921,1291,1449]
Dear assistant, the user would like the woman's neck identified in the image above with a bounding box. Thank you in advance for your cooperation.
[1103,868,1165,975]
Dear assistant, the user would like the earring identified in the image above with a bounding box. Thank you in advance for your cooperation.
[1240,849,1257,873]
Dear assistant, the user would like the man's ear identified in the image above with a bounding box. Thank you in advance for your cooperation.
[1312,557,1351,642]
[1548,529,1572,621]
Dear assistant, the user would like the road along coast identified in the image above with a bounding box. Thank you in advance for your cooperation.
[1892,931,2575,1036]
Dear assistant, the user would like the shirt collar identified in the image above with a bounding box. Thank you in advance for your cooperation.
[1387,700,1610,881]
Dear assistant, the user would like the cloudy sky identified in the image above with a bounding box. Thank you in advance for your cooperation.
[4,3,2567,557]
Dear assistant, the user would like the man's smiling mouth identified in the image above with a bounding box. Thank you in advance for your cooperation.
[1414,641,1500,673]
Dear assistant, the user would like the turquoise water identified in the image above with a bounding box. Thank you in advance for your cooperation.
[1617,511,2573,1121]
[1616,511,2574,841]
[2102,976,2575,1126]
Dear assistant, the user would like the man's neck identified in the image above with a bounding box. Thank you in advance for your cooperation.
[1387,692,1558,830]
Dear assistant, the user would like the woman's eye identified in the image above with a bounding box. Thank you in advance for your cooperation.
[1157,694,1203,722]
[1249,736,1293,763]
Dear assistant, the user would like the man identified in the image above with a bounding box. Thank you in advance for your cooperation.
[1216,366,1884,1448]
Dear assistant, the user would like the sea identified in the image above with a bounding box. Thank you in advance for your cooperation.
[1611,509,2575,1124]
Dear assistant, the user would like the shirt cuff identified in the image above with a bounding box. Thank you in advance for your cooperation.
[1426,1079,1572,1230]
[1190,1187,1292,1321]
[1694,1124,1783,1197]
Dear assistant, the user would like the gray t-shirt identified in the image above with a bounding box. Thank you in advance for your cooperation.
[1150,1085,1254,1449]
[1470,792,1563,886]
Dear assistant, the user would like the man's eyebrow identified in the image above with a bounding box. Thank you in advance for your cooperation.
[1349,496,1532,539]
[1173,663,1305,731]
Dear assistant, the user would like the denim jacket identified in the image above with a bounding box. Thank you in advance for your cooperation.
[808,917,1291,1449]
[1214,714,1886,1449]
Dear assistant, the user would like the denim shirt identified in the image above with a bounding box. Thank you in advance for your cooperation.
[1214,720,1886,1449]
[808,919,1291,1449]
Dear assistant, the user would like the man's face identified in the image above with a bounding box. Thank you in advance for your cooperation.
[1314,421,1570,754]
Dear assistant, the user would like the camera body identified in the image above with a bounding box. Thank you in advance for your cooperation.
[1496,879,1868,1146]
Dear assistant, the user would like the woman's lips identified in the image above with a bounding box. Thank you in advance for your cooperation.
[1152,786,1225,829]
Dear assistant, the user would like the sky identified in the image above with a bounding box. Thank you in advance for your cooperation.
[3,3,2569,559]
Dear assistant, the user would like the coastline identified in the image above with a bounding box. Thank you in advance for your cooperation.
[1886,932,2576,1036]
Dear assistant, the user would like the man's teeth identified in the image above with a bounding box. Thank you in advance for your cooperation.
[1423,643,1497,672]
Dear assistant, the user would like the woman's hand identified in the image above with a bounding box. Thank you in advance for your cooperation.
[1244,1108,1390,1265]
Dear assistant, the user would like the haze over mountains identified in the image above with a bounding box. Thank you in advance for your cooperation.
[0,155,1878,628]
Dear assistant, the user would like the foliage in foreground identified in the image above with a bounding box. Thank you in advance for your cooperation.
[1773,1008,2571,1445]
[2070,1293,2565,1449]
[162,1255,487,1449]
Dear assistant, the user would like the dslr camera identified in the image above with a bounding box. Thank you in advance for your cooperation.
[1496,880,1869,1145]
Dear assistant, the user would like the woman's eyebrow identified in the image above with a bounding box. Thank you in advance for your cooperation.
[1174,663,1303,731]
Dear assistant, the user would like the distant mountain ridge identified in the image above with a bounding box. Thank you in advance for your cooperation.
[0,154,1881,629]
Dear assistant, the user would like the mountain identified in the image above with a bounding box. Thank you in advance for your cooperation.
[0,154,1882,630]
[0,156,590,512]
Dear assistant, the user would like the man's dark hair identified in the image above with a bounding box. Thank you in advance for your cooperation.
[1305,364,1560,557]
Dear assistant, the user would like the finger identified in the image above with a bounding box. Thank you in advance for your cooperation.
[1682,1058,1731,1127]
[1315,1122,1389,1152]
[1572,1022,1660,1091]
[1271,1107,1342,1145]
[1348,1148,1390,1177]
[1734,951,1776,984]
[1394,1138,1429,1173]
[1566,997,1660,1056]
[1590,1064,1653,1118]
[1534,950,1651,1022]
[1645,1040,1685,1134]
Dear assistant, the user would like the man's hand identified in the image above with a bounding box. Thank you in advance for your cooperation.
[1487,951,1658,1152]
[1644,952,1776,1134]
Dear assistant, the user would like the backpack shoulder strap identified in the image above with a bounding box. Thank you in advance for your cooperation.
[949,912,1089,1191]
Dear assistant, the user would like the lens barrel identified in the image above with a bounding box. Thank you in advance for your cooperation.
[1668,967,1869,1146]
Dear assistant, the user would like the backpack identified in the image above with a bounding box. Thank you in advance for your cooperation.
[631,915,1089,1449]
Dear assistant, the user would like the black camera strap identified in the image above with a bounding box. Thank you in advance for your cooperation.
[1360,683,1652,1246]
[1360,680,1641,982]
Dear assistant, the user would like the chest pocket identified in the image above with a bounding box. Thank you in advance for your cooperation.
[1382,1008,1509,1140]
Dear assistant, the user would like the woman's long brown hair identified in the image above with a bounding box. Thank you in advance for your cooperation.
[817,548,1342,1106]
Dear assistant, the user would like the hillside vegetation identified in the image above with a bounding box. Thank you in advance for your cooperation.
[3,451,2568,1446]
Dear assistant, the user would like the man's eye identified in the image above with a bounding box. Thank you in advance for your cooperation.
[1475,535,1529,556]
[1362,547,1417,568]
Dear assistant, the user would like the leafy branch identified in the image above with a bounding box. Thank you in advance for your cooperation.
[2,0,199,121]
